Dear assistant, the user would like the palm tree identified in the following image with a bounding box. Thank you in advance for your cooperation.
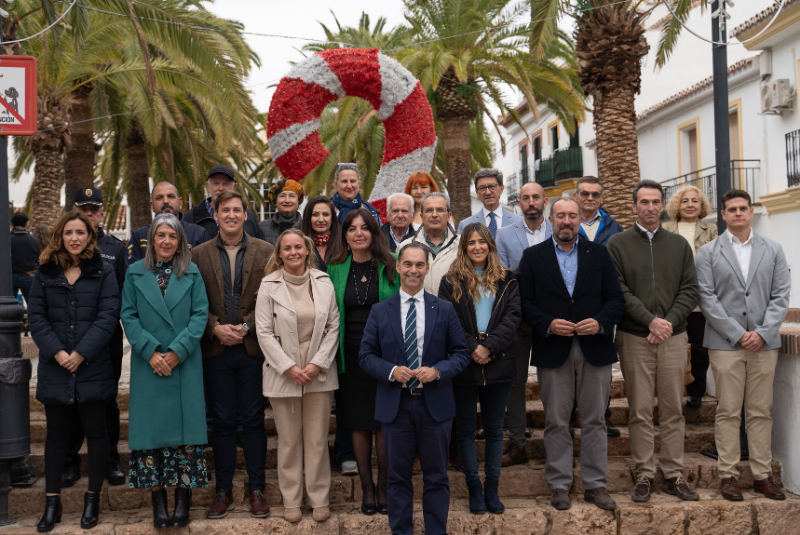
[397,0,586,224]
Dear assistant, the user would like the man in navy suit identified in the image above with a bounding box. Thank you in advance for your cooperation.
[360,243,471,535]
[518,198,625,511]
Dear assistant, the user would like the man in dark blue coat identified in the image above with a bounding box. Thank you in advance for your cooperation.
[127,181,210,262]
[573,176,623,246]
[67,188,128,486]
[359,243,470,535]
[518,198,624,512]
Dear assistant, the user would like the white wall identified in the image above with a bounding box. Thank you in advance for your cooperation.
[773,352,800,493]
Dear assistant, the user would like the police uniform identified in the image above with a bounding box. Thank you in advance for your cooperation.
[66,188,127,485]
[127,213,210,262]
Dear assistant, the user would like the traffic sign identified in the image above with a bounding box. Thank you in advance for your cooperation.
[0,56,37,136]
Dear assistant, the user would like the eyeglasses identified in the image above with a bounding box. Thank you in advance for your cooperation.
[476,184,499,193]
[578,191,602,199]
[336,163,358,169]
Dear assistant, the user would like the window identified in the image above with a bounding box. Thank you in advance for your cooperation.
[729,101,742,161]
[533,135,542,162]
[520,142,529,183]
[547,120,560,152]
[677,117,701,178]
[569,119,580,148]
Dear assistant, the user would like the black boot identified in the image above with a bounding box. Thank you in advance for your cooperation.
[36,495,62,532]
[106,461,125,486]
[80,492,100,529]
[171,488,191,528]
[151,488,170,529]
[484,476,505,514]
[466,479,487,514]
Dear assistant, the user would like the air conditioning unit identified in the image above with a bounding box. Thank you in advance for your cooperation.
[761,79,794,113]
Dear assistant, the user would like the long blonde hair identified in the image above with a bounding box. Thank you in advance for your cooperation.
[265,229,317,275]
[446,223,508,303]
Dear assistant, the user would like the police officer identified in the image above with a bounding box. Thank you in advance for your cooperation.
[184,164,264,240]
[64,188,128,486]
[127,181,210,262]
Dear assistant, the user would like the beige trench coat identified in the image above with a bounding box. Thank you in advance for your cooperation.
[255,268,340,397]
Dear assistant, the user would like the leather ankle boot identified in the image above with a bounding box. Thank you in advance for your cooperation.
[483,477,504,514]
[466,479,487,514]
[171,488,191,527]
[80,492,100,529]
[36,495,62,532]
[151,488,170,529]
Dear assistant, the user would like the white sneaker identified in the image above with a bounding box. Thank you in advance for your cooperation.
[341,460,358,475]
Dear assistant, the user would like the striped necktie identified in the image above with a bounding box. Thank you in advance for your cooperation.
[488,211,498,238]
[405,297,420,389]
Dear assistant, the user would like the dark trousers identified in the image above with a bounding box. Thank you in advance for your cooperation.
[67,324,124,468]
[12,273,34,303]
[45,402,108,494]
[333,389,356,464]
[454,382,512,483]
[686,311,710,398]
[203,345,267,493]
[382,392,451,535]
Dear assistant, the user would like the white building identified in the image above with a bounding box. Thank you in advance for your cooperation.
[495,0,800,493]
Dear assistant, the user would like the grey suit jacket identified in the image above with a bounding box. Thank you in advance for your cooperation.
[496,219,553,271]
[457,207,521,235]
[696,232,791,351]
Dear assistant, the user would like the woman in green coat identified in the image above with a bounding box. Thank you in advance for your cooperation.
[327,208,399,515]
[120,214,209,530]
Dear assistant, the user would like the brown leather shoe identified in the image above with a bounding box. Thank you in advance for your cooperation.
[584,487,617,510]
[754,476,786,500]
[249,491,271,518]
[720,477,743,501]
[662,475,699,501]
[207,492,235,519]
[631,477,654,503]
[550,489,571,510]
[501,443,528,467]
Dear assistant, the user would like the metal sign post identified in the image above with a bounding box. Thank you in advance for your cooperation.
[712,0,732,233]
[0,15,38,526]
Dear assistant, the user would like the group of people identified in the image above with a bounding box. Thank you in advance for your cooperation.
[11,158,791,535]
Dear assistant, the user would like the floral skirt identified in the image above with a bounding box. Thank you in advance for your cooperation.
[128,445,208,489]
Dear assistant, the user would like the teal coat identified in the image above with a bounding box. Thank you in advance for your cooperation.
[120,260,209,450]
[327,254,400,373]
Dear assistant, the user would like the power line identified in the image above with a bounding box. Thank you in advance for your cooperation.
[659,0,786,46]
[0,0,79,45]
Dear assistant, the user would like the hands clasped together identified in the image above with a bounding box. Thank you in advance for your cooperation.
[285,363,322,385]
[391,366,439,384]
[549,318,601,337]
[55,350,85,373]
[149,350,181,377]
[213,323,246,346]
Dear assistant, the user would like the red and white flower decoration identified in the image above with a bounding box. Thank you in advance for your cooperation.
[267,48,437,201]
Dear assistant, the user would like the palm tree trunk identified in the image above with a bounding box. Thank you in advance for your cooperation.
[593,87,640,228]
[441,116,472,225]
[29,144,64,227]
[64,87,94,212]
[127,126,152,231]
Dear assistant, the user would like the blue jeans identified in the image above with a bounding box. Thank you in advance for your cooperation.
[454,382,512,483]
[12,273,34,304]
[203,345,266,493]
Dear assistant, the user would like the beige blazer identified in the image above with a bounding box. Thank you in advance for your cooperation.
[663,220,718,253]
[255,268,340,397]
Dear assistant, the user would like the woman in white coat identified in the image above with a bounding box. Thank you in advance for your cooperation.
[255,229,340,524]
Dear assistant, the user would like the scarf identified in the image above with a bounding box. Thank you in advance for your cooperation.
[332,192,367,223]
[314,233,330,246]
[276,212,299,232]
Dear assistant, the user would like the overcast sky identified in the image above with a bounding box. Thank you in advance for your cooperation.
[206,1,409,113]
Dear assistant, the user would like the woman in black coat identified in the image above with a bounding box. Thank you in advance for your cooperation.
[28,211,121,532]
[438,223,521,516]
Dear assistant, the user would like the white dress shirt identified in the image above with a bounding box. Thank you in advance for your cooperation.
[525,221,548,247]
[483,206,503,228]
[389,288,426,385]
[726,229,754,282]
[636,221,659,241]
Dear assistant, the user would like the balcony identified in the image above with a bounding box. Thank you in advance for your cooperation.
[786,130,800,187]
[554,146,584,181]
[536,158,555,188]
[660,160,760,210]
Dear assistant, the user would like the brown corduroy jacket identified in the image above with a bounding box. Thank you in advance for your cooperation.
[193,234,274,359]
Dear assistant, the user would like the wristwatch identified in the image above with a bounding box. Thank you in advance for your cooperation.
[241,322,249,333]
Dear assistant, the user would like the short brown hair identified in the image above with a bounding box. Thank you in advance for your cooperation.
[576,175,603,193]
[214,190,247,211]
[633,180,664,203]
[721,189,751,210]
[39,211,98,269]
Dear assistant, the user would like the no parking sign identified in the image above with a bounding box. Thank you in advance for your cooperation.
[0,55,36,136]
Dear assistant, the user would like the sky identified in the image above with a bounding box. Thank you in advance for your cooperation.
[205,0,409,114]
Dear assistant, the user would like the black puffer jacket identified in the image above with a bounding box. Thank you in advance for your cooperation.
[28,251,121,405]
[438,270,521,386]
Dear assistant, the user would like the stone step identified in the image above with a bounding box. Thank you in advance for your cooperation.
[26,374,629,414]
[7,454,782,516]
[6,488,798,534]
[25,424,715,476]
[27,394,715,444]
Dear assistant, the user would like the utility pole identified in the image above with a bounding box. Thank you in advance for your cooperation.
[712,0,732,233]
